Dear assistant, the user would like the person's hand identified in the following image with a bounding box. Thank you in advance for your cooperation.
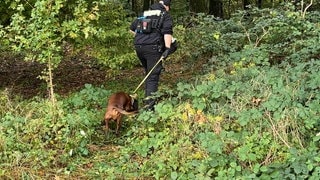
[161,47,170,59]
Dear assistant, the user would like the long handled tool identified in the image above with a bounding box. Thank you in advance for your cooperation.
[133,57,164,94]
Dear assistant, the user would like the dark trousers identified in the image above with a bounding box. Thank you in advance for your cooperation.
[135,45,163,108]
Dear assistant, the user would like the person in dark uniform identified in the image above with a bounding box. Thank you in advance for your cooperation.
[130,0,173,110]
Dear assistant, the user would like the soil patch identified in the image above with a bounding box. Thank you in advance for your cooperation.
[0,53,199,99]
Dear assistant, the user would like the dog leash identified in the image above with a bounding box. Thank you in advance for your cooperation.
[133,56,164,94]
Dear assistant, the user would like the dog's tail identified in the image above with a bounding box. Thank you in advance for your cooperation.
[113,107,139,115]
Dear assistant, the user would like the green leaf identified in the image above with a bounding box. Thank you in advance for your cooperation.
[260,166,268,172]
[171,172,178,180]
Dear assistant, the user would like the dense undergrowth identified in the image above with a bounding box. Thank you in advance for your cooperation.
[1,5,320,179]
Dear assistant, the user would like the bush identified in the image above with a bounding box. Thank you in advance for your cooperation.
[0,85,110,171]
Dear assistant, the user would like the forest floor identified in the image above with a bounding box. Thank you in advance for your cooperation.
[0,52,204,99]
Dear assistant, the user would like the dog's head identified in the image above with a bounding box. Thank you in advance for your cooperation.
[130,94,139,111]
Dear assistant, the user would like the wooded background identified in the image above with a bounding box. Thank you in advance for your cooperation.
[1,0,318,27]
[126,0,317,19]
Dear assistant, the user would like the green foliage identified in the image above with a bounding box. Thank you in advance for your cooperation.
[5,0,103,103]
[75,1,139,69]
[1,3,320,179]
[183,6,320,70]
[3,0,139,101]
[0,85,109,172]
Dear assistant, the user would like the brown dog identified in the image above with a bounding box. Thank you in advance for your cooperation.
[104,92,138,134]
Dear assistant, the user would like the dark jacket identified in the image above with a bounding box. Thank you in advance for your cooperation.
[130,3,173,46]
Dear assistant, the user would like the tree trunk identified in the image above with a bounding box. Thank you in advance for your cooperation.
[189,0,207,13]
[48,58,56,106]
[131,0,134,12]
[131,0,139,15]
[257,0,262,8]
[209,0,224,18]
[143,0,151,11]
[243,0,250,10]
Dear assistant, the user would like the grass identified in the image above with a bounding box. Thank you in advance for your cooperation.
[0,50,208,179]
